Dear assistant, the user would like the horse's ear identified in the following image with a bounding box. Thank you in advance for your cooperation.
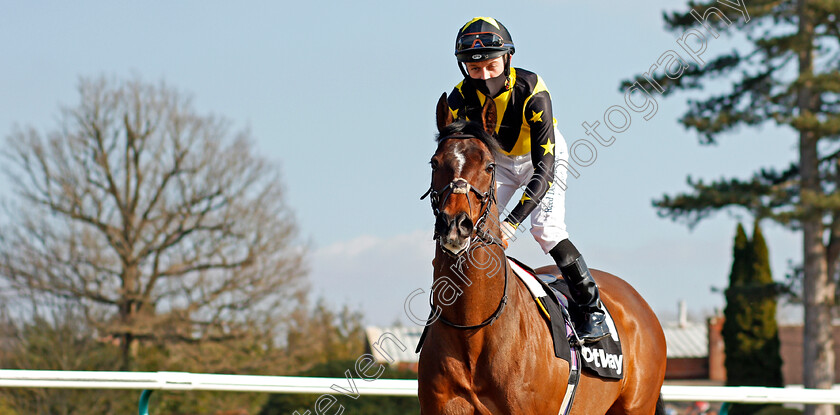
[481,97,497,136]
[436,93,454,133]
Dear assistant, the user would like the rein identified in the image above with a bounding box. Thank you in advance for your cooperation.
[419,133,509,331]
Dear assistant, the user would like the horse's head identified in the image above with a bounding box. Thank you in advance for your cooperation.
[423,93,501,256]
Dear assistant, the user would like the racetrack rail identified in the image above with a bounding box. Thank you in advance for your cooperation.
[0,370,837,404]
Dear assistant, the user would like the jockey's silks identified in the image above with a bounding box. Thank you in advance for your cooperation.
[447,67,558,226]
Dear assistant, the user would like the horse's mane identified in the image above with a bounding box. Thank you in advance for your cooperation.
[436,120,501,154]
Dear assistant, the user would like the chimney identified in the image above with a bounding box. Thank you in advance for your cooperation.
[679,300,688,327]
[708,313,726,382]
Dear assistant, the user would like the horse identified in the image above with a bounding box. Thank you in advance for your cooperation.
[416,93,667,415]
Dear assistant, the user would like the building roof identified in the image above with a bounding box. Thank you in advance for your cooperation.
[662,322,707,358]
[367,322,710,363]
[365,326,423,364]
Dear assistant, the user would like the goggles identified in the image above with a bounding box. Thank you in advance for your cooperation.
[455,32,508,52]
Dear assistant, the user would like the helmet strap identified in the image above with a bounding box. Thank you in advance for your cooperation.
[502,54,511,90]
[458,62,470,80]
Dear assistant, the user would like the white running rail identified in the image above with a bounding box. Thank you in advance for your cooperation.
[0,370,837,404]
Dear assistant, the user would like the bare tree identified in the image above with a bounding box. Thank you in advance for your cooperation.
[0,76,307,369]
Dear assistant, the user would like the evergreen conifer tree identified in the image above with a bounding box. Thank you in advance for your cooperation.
[723,223,783,415]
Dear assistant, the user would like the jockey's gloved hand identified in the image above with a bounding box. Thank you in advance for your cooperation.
[500,221,517,244]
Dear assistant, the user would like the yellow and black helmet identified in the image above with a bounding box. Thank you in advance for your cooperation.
[455,17,515,63]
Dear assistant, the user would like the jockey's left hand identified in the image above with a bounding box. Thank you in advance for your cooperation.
[500,221,516,248]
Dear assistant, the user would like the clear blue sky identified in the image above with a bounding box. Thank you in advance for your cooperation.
[1,1,801,326]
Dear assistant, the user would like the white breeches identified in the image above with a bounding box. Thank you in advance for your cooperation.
[494,128,570,254]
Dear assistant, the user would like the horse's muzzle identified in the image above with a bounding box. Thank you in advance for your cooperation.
[436,211,474,254]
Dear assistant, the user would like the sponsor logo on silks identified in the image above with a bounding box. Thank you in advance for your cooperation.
[581,345,623,375]
[542,193,554,213]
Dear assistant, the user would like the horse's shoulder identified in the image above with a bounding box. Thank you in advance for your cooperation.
[441,397,474,415]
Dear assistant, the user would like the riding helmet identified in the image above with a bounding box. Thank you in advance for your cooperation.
[454,17,515,63]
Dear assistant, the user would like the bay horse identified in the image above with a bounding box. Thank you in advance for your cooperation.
[417,93,667,414]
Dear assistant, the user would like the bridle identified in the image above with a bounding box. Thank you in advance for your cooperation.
[419,133,509,330]
[421,134,501,247]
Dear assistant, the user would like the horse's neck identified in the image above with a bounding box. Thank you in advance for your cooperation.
[432,241,509,326]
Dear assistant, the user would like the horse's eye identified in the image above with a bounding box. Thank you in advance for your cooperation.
[486,163,495,173]
[430,160,439,170]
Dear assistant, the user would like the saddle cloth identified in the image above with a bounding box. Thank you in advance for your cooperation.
[508,257,624,379]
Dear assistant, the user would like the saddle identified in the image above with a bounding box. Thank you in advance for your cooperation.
[507,257,624,380]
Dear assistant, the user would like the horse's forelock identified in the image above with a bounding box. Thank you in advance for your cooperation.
[436,120,501,154]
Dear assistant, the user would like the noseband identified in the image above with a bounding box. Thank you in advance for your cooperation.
[418,133,509,331]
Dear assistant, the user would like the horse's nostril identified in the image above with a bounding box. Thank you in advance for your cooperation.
[456,213,474,237]
[436,212,474,243]
[435,214,450,236]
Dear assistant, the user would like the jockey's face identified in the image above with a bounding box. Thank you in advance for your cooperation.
[465,56,505,80]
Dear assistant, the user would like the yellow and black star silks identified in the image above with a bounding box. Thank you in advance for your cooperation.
[446,67,557,226]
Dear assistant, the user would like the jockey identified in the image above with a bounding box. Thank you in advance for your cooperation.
[446,16,609,343]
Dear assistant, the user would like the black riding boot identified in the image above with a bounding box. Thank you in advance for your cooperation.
[549,240,610,343]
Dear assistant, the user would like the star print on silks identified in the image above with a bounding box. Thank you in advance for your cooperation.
[519,193,531,205]
[530,110,543,123]
[541,139,555,156]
